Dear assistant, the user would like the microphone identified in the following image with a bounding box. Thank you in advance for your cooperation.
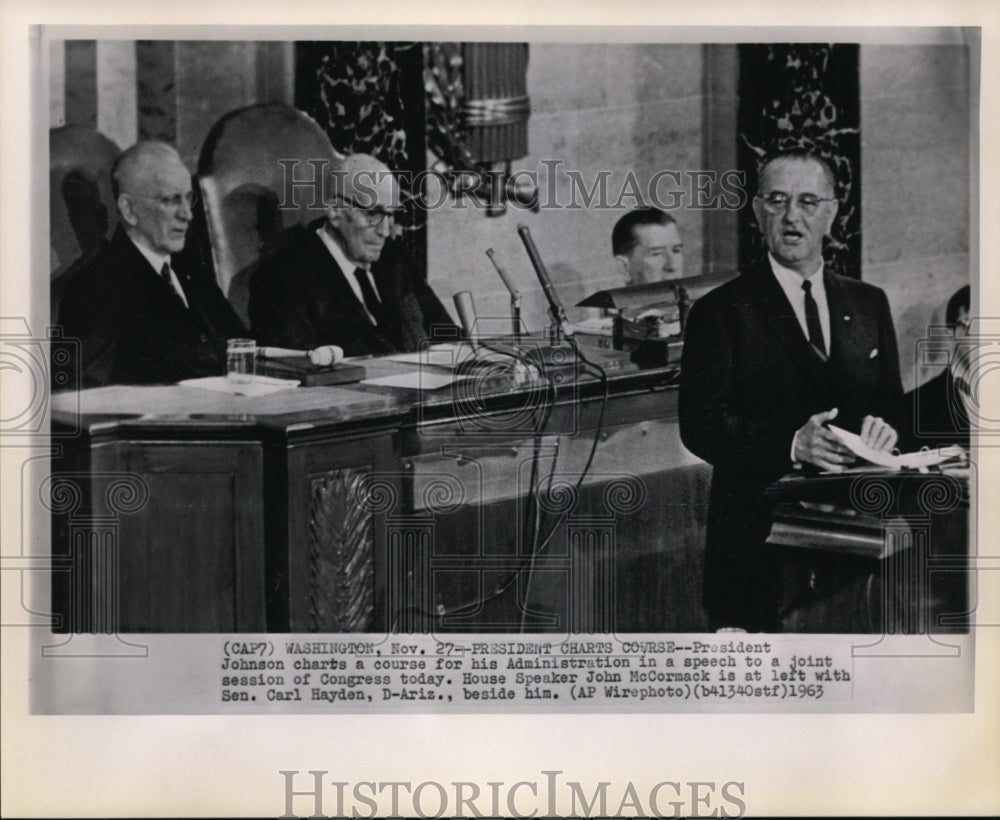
[516,224,573,339]
[486,248,519,297]
[452,291,478,340]
[452,290,513,376]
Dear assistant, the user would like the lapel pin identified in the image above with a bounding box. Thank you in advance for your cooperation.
[843,315,851,321]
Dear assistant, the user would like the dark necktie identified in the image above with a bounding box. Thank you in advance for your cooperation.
[160,262,187,304]
[802,279,827,360]
[160,262,184,305]
[353,267,384,325]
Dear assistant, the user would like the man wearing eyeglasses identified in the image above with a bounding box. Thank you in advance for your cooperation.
[679,149,903,632]
[58,140,246,386]
[248,153,457,356]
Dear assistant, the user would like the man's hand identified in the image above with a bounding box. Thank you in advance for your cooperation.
[860,414,898,453]
[793,408,856,472]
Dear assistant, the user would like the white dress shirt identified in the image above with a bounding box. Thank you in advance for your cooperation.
[316,225,381,326]
[767,253,830,354]
[130,237,189,308]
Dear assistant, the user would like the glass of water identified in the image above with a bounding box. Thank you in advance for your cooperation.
[226,338,256,384]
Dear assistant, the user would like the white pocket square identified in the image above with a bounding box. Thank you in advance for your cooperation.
[869,348,879,359]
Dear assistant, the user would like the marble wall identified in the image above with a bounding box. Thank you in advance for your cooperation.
[50,40,294,169]
[860,45,972,391]
[426,44,737,333]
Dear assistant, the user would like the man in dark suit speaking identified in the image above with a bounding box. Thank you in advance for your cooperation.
[248,153,458,357]
[679,150,903,632]
[58,141,246,387]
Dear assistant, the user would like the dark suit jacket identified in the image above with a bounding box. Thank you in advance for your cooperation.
[247,223,459,356]
[58,226,246,387]
[898,368,970,452]
[679,258,903,629]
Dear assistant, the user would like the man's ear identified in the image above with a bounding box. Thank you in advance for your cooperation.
[822,201,839,236]
[117,194,138,228]
[325,202,343,228]
[613,253,631,283]
[751,195,766,231]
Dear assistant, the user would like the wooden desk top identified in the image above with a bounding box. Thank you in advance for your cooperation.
[51,343,681,439]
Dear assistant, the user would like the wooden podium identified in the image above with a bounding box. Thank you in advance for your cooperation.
[765,468,971,633]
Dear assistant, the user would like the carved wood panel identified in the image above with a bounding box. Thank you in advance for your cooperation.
[308,468,375,632]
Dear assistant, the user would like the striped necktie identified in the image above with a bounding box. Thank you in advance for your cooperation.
[802,279,827,361]
[353,267,384,325]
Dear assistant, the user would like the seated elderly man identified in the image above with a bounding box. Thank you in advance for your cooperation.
[248,153,458,357]
[58,141,246,387]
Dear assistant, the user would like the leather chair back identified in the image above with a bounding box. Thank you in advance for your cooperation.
[197,103,338,323]
[49,126,121,317]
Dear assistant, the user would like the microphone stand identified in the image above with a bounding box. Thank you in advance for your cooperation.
[485,248,522,340]
[516,224,580,373]
[452,290,483,369]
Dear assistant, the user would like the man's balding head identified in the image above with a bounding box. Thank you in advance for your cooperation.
[113,141,194,257]
[328,153,402,210]
[112,141,185,199]
[324,153,401,266]
[757,150,836,193]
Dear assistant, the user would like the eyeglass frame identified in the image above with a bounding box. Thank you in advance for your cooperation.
[755,191,838,216]
[333,196,400,228]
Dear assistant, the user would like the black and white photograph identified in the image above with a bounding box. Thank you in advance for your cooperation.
[2,1,998,817]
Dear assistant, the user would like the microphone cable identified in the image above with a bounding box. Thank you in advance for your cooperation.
[518,336,609,629]
[387,337,611,631]
[389,337,557,629]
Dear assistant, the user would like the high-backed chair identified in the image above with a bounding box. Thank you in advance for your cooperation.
[197,103,339,324]
[49,126,121,319]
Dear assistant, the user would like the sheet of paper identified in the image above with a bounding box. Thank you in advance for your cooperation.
[828,424,965,469]
[361,370,466,390]
[383,343,473,368]
[567,317,614,335]
[178,375,300,396]
[384,343,515,369]
[896,445,967,469]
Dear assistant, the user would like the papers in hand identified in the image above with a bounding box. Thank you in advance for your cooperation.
[828,424,965,470]
[179,375,300,396]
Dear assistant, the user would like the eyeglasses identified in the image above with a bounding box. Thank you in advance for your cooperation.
[758,192,837,216]
[133,191,199,211]
[337,197,397,228]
